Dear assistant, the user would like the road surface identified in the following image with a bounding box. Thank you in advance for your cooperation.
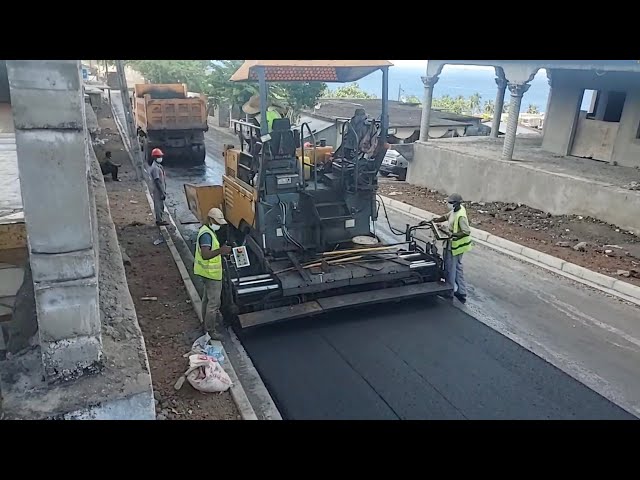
[111,93,639,419]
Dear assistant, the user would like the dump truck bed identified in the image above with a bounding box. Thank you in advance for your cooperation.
[134,83,208,132]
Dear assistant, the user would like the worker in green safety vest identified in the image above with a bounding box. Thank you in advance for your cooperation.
[242,94,285,133]
[422,193,472,304]
[194,207,231,340]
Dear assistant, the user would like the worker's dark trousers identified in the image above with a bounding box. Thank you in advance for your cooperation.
[444,249,467,297]
[101,163,119,181]
[152,188,165,224]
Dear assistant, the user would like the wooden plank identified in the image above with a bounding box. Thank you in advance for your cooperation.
[0,247,28,266]
[0,222,27,251]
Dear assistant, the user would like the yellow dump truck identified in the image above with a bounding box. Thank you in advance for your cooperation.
[134,83,208,164]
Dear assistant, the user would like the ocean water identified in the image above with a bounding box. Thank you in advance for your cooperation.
[326,65,591,114]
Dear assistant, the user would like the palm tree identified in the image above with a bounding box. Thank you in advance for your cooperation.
[527,104,540,114]
[469,92,482,115]
[483,100,495,115]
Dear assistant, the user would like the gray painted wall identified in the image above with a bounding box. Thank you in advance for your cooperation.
[543,69,640,167]
[0,61,10,103]
[408,141,640,235]
[542,83,582,156]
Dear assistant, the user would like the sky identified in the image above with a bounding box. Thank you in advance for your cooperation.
[390,60,494,71]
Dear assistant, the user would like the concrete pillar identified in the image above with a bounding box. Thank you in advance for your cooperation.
[6,60,102,383]
[501,82,530,161]
[543,71,553,134]
[491,73,507,138]
[419,75,439,142]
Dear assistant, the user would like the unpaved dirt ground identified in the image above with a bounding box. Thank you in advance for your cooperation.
[379,179,640,286]
[94,104,239,420]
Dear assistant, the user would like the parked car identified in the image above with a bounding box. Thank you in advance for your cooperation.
[379,149,408,181]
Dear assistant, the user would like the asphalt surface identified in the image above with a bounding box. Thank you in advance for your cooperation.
[110,93,639,420]
[239,300,633,420]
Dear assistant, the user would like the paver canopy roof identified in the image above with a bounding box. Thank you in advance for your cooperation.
[229,60,393,83]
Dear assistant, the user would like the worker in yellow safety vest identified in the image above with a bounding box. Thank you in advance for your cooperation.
[194,207,231,340]
[422,193,472,304]
[242,94,285,133]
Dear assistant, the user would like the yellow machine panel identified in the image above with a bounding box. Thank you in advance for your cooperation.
[222,175,256,230]
[224,146,241,178]
[184,183,224,224]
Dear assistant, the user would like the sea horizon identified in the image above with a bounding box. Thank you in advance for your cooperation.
[325,64,592,114]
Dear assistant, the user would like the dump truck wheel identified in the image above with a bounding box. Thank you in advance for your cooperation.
[186,147,206,165]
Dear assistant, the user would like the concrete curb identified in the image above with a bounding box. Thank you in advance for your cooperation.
[380,195,640,307]
[110,100,259,420]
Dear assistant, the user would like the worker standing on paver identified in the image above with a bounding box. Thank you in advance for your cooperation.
[423,193,472,304]
[148,148,168,226]
[194,208,232,340]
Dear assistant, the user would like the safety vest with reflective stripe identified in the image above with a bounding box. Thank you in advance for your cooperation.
[451,206,473,256]
[194,225,223,280]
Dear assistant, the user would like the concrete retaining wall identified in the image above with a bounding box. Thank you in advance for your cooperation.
[407,141,640,236]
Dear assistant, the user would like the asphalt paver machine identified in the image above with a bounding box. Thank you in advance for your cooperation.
[185,60,453,329]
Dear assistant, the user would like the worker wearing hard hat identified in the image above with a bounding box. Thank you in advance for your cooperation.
[194,207,231,340]
[148,148,168,226]
[242,94,287,133]
[421,193,472,304]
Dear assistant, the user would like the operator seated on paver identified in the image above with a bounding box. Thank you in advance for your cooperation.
[148,147,168,226]
[420,193,472,304]
[195,207,232,341]
[242,94,287,133]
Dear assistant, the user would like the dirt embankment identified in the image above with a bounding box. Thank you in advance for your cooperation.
[379,180,640,287]
[94,104,239,420]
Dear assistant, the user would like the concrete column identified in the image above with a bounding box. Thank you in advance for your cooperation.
[543,71,553,134]
[501,82,530,161]
[7,60,102,383]
[491,74,507,138]
[419,75,439,142]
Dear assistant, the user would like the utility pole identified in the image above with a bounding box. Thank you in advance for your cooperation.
[104,60,111,101]
[115,60,143,180]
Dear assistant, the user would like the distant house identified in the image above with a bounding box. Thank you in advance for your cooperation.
[300,99,488,149]
[481,119,542,136]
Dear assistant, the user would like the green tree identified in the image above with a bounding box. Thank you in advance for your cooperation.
[272,82,327,120]
[469,92,482,114]
[324,83,376,99]
[208,60,257,109]
[483,99,495,115]
[208,60,327,120]
[527,104,540,114]
[402,95,422,104]
[432,94,469,115]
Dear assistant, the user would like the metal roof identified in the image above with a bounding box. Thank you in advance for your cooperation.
[298,114,335,137]
[230,60,393,83]
[306,99,476,128]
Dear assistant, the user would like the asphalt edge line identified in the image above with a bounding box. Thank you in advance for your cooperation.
[380,195,640,307]
[110,99,259,421]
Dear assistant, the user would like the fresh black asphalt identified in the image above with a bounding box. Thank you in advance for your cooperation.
[240,298,636,420]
